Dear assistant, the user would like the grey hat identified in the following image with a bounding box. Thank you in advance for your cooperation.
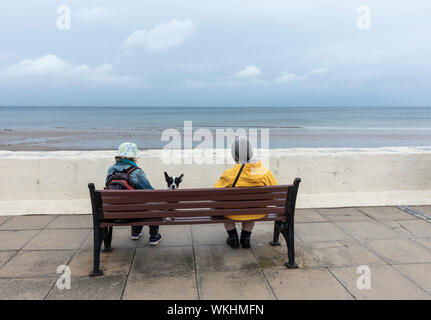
[231,137,253,163]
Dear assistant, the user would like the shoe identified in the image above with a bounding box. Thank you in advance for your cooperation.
[149,233,162,246]
[131,226,143,240]
[240,230,251,249]
[131,232,142,240]
[226,228,239,249]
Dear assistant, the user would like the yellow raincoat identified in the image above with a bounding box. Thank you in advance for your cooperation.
[214,160,278,221]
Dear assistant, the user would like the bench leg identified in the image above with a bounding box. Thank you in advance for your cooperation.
[269,221,282,246]
[281,223,298,269]
[89,227,104,277]
[103,227,113,252]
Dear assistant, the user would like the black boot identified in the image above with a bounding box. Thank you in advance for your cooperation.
[226,228,239,249]
[240,230,252,248]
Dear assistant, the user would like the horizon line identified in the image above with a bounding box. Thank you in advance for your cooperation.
[1,105,431,108]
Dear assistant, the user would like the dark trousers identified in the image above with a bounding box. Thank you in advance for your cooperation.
[131,225,159,236]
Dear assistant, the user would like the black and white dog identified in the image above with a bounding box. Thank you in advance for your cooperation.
[164,172,184,189]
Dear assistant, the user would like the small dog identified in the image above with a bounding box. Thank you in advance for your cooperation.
[164,171,184,189]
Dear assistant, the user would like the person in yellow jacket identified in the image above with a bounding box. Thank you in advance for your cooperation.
[214,137,278,249]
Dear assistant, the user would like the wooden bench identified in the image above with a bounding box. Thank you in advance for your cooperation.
[88,178,301,276]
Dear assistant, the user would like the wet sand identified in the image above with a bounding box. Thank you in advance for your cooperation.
[0,128,163,151]
[2,127,431,151]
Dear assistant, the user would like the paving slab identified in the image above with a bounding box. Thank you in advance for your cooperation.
[68,247,134,277]
[191,224,226,246]
[0,216,11,226]
[0,212,429,300]
[252,240,323,269]
[23,229,90,250]
[394,220,431,237]
[393,264,431,295]
[296,222,353,242]
[46,275,126,300]
[307,241,346,250]
[0,215,56,230]
[378,220,419,237]
[365,238,431,264]
[136,225,192,247]
[0,278,55,300]
[194,245,259,273]
[412,238,431,250]
[358,206,417,220]
[81,227,138,250]
[131,246,194,276]
[248,222,284,246]
[198,269,275,300]
[0,230,39,250]
[330,265,430,299]
[264,268,353,300]
[335,221,406,241]
[309,240,385,268]
[46,215,92,229]
[123,272,198,300]
[295,209,328,223]
[318,208,372,222]
[0,251,16,268]
[0,250,75,278]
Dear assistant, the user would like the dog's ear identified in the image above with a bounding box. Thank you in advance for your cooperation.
[164,171,170,182]
[175,174,184,186]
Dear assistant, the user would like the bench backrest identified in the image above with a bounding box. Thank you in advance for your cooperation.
[88,178,301,223]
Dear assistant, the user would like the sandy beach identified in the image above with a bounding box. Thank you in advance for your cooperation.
[1,146,430,215]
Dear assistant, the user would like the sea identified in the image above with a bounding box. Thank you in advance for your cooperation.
[1,106,431,149]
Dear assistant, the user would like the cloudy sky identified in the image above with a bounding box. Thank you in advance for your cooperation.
[0,0,430,107]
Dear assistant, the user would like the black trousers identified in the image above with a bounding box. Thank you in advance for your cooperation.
[131,225,159,236]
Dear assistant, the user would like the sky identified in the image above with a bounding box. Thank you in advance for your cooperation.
[0,0,430,107]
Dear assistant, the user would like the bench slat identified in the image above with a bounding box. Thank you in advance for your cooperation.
[103,206,285,219]
[99,185,290,198]
[99,213,286,227]
[101,191,287,204]
[102,199,285,212]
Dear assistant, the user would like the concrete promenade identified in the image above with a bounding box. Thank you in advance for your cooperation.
[0,206,430,300]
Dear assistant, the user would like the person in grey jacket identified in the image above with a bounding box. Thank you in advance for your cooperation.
[106,142,161,245]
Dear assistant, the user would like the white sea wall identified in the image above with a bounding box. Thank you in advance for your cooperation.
[1,147,431,215]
